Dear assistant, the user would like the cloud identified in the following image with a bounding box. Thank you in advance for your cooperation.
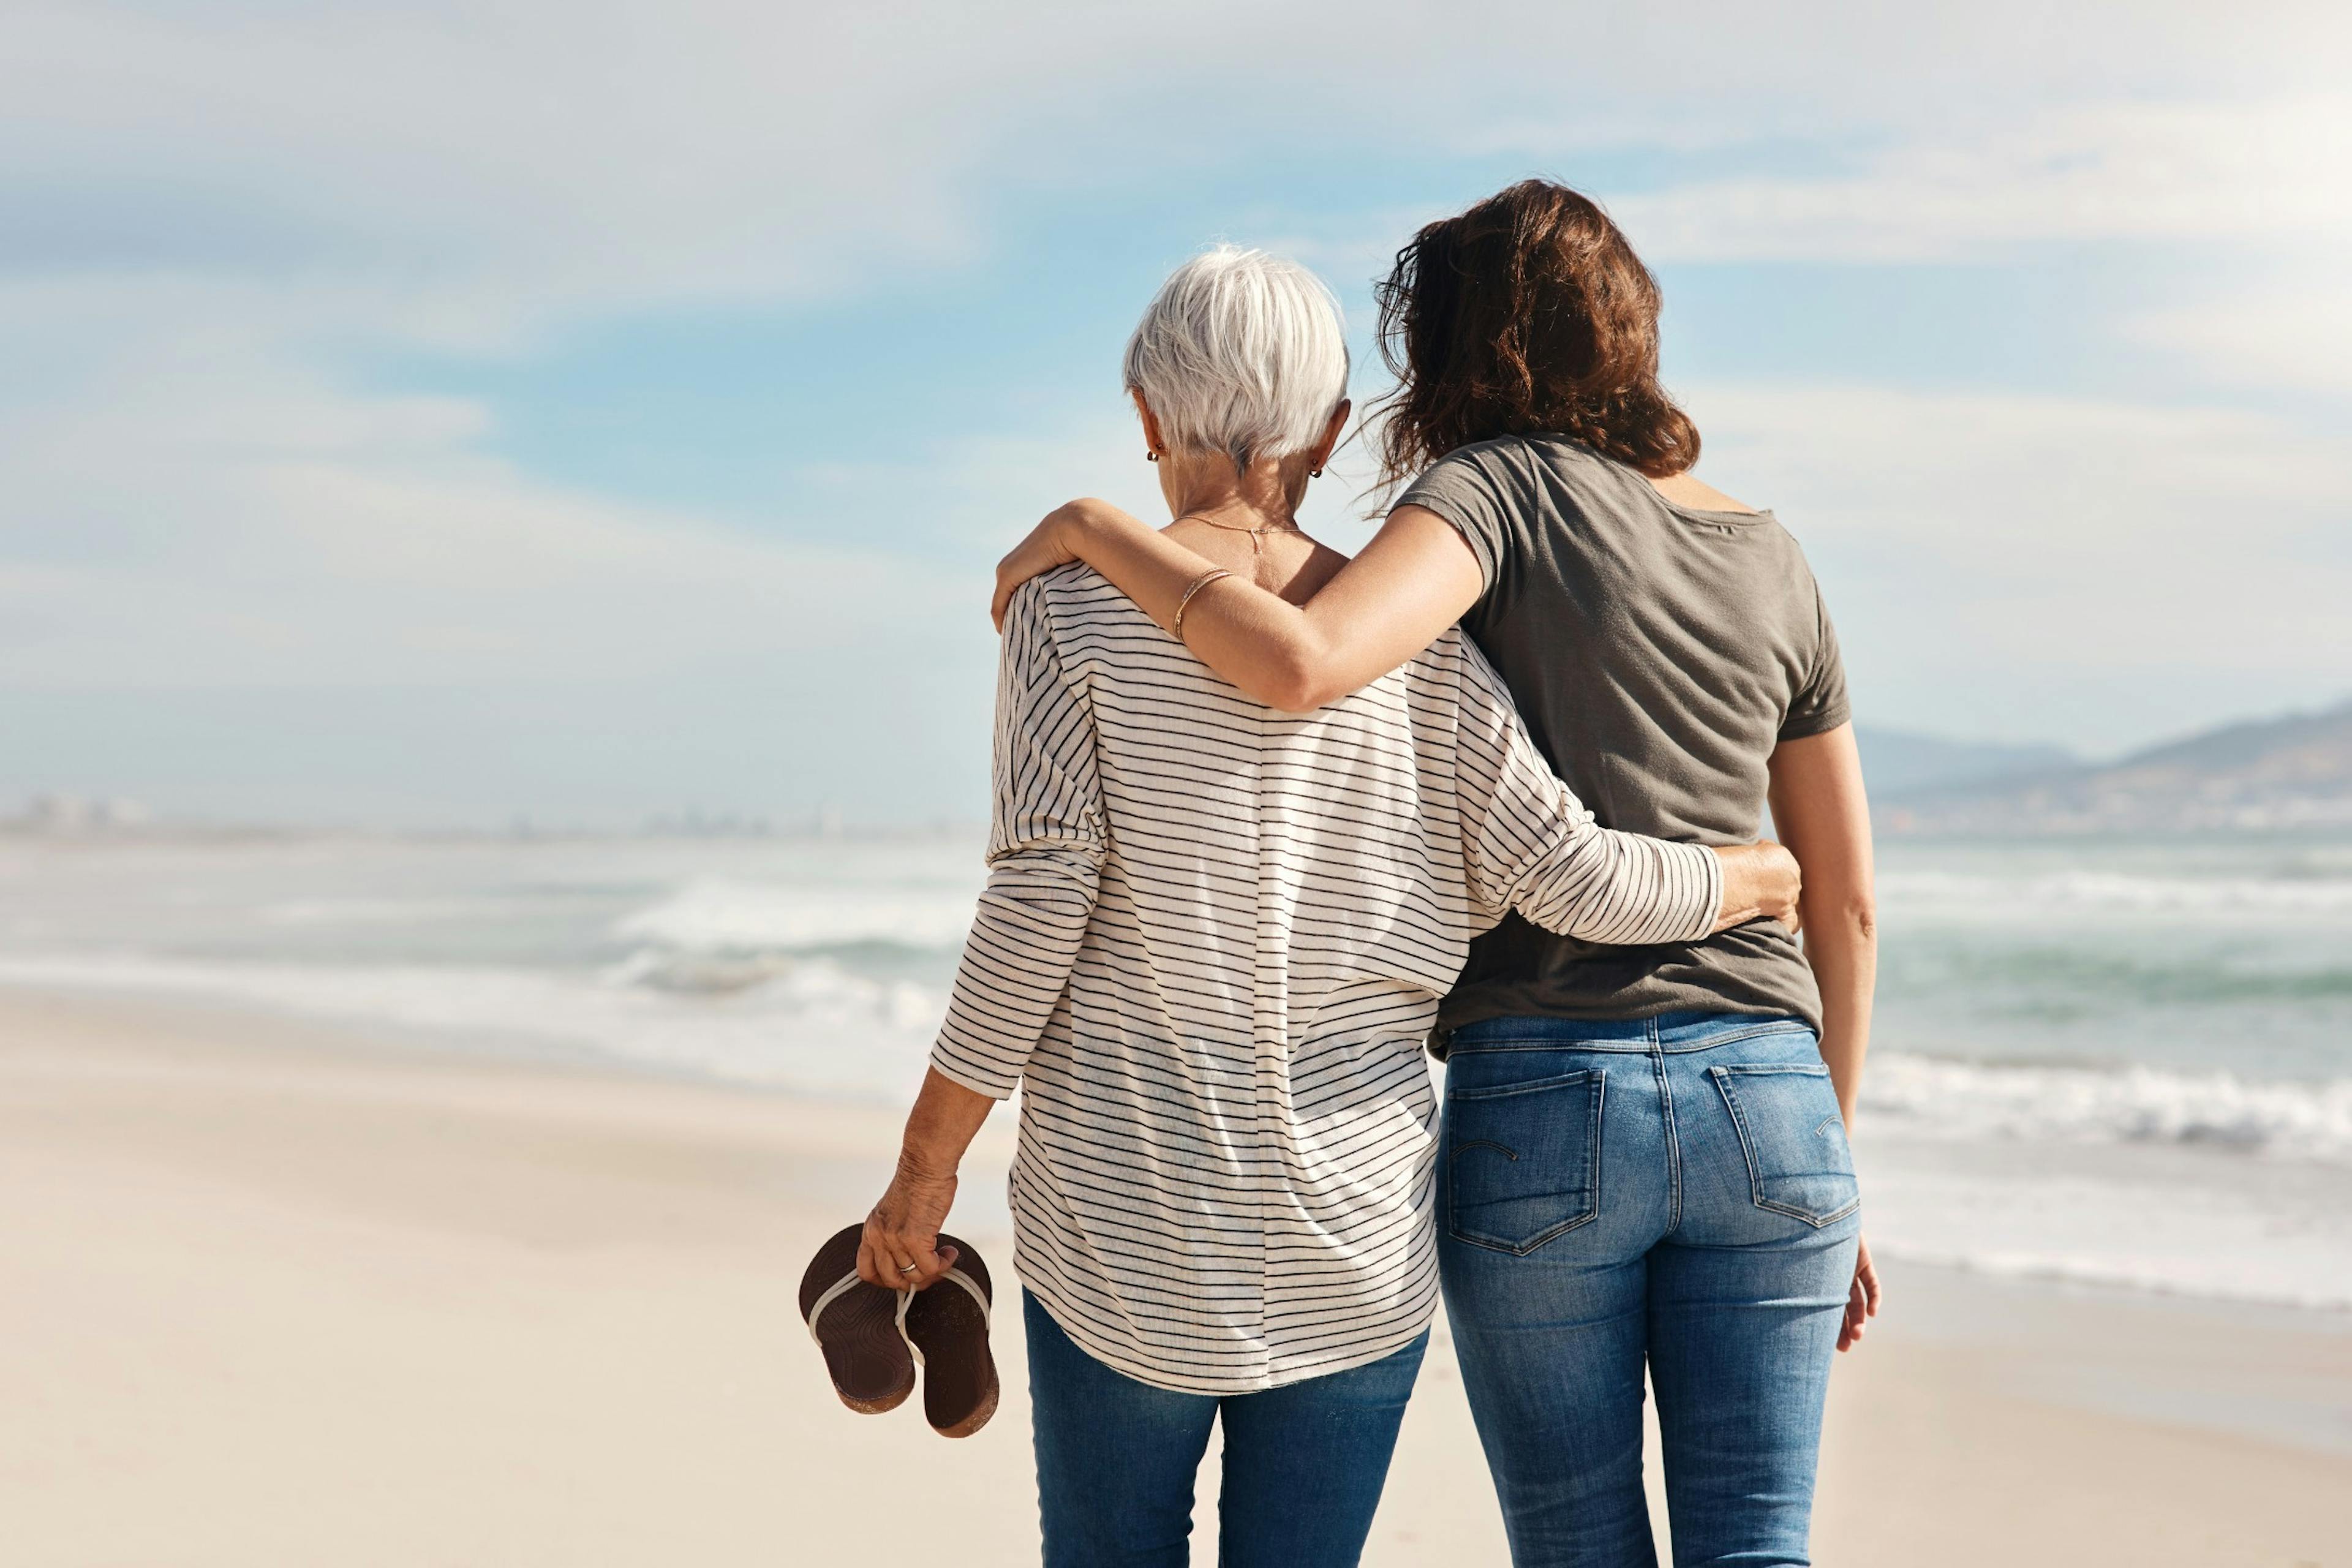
[2128,283,2352,395]
[0,3,1058,331]
[13,5,2346,317]
[1603,97,2352,263]
[6,1,2352,818]
[1686,380,2351,748]
[0,303,972,692]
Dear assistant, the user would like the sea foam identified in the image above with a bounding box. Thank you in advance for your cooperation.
[612,875,978,954]
[1863,1053,2352,1164]
[1879,867,2352,918]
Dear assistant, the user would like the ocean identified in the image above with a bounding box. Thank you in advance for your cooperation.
[4,829,2346,1311]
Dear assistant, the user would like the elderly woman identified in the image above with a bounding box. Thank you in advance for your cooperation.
[856,247,1797,1567]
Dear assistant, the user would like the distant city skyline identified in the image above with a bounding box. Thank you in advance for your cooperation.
[4,4,2348,827]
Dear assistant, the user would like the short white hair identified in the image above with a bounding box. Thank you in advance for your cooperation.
[1123,246,1349,471]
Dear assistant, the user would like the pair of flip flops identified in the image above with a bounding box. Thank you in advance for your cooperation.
[797,1223,998,1439]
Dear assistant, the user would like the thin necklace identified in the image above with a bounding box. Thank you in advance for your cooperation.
[1172,511,1303,556]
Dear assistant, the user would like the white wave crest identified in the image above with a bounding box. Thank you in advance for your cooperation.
[611,876,977,954]
[1871,1243,2352,1314]
[1879,869,2352,917]
[0,951,946,1100]
[1862,1053,2352,1164]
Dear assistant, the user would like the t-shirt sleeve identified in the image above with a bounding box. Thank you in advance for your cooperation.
[1780,576,1852,741]
[1395,443,1523,595]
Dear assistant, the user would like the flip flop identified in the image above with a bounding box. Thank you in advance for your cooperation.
[899,1232,999,1438]
[797,1223,914,1415]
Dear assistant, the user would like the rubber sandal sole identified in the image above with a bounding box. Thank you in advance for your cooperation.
[900,1231,998,1438]
[797,1223,914,1415]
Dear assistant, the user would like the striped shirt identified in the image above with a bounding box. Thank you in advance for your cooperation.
[932,566,1722,1393]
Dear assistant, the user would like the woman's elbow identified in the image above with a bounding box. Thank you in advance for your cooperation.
[1812,894,1877,945]
[1267,679,1338,714]
[1257,648,1337,713]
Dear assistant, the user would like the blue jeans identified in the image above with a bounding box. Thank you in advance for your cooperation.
[1438,1013,1860,1568]
[1024,1292,1428,1567]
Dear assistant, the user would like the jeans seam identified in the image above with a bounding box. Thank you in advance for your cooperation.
[1444,1040,1664,1054]
[1449,1068,1595,1102]
[1651,1017,1683,1234]
[1588,1068,1608,1246]
[1659,1020,1815,1053]
[1447,1020,1815,1054]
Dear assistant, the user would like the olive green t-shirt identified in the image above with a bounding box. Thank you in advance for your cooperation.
[1398,434,1850,1035]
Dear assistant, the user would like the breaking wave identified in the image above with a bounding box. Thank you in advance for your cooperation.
[1862,1052,2352,1164]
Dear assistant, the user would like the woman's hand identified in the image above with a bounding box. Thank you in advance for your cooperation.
[994,499,1143,630]
[1838,1233,1882,1351]
[1709,840,1803,933]
[858,1154,962,1292]
[864,1068,998,1291]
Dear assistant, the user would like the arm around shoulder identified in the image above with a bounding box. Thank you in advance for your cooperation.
[995,499,1483,711]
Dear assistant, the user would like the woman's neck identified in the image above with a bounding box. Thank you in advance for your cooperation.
[1157,454,1338,603]
[1160,452,1298,532]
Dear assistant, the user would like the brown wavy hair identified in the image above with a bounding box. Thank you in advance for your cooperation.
[1372,179,1700,489]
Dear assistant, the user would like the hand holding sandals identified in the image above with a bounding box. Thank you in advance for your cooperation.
[799,1218,1002,1437]
[799,1068,1006,1438]
[859,1153,961,1292]
[856,1067,997,1291]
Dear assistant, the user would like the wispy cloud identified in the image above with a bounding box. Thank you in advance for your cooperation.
[1612,99,2352,263]
[5,1,2351,817]
[1691,380,2352,747]
[0,300,971,690]
[2128,282,2352,394]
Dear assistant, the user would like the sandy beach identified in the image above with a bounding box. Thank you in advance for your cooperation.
[3,987,2346,1566]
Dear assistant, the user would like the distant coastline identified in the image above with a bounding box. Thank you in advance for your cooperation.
[1867,698,2352,835]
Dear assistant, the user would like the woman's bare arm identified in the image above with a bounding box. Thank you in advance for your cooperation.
[993,499,1483,712]
[1766,720,1882,1349]
[1766,723,1875,1125]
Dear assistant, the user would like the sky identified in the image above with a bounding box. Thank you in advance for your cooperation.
[3,1,2348,827]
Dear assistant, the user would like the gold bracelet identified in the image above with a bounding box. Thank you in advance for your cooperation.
[1170,568,1234,640]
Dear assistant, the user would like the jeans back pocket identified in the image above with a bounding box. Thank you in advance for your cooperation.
[1708,1063,1860,1227]
[1444,1068,1604,1254]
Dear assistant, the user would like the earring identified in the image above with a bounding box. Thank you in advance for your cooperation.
[1310,467,1323,478]
[1146,450,1159,462]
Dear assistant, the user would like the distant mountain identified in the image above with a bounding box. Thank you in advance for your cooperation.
[1855,728,2077,797]
[1876,699,2352,834]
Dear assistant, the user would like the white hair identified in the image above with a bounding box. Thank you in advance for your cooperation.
[1122,246,1349,472]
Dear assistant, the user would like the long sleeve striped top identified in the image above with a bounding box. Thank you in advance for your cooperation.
[931,566,1722,1393]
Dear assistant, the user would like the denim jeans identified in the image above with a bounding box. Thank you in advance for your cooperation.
[1437,1012,1860,1568]
[1024,1292,1428,1568]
